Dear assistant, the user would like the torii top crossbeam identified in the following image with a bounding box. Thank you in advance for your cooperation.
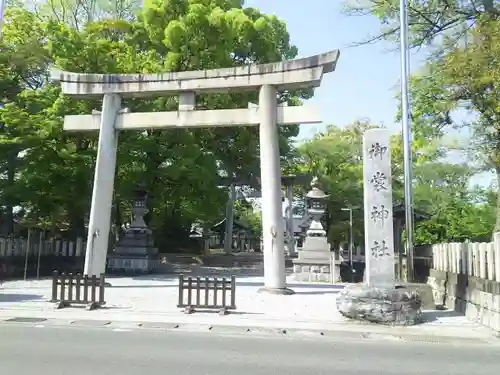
[50,50,340,98]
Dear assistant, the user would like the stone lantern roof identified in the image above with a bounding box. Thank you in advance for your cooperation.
[305,177,329,200]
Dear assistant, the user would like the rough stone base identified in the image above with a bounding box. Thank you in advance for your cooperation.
[337,283,423,326]
[403,282,434,309]
[292,263,341,283]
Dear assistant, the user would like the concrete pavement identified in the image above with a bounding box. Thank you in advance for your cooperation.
[1,274,498,342]
[1,254,498,343]
[1,323,499,375]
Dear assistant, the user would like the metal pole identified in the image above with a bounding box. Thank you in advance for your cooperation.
[348,208,353,269]
[36,231,43,279]
[24,228,31,281]
[399,0,414,282]
[0,0,6,39]
[342,206,358,281]
[223,183,236,254]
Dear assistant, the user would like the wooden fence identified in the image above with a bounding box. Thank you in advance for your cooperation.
[206,233,260,252]
[0,234,87,279]
[0,236,86,258]
[51,271,106,310]
[432,233,500,282]
[177,274,236,315]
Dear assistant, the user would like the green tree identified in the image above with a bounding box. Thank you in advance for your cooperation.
[344,0,499,48]
[412,161,495,243]
[30,0,142,27]
[296,120,374,247]
[294,120,493,246]
[0,7,49,234]
[0,1,305,252]
[400,17,500,231]
[345,1,500,234]
[234,198,261,235]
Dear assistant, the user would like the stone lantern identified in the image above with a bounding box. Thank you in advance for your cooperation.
[305,177,329,238]
[107,187,158,274]
[292,177,338,282]
[129,188,150,231]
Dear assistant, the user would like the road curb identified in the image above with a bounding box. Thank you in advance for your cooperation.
[1,312,498,345]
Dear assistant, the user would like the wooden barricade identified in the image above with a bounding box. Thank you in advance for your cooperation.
[177,274,236,315]
[50,270,106,310]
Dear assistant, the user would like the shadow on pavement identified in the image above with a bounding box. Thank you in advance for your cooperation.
[133,266,265,281]
[422,309,464,322]
[292,290,341,295]
[287,283,345,290]
[0,293,44,303]
[183,309,264,316]
[234,281,345,289]
[109,284,178,289]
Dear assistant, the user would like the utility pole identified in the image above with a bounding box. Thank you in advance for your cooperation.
[399,0,415,282]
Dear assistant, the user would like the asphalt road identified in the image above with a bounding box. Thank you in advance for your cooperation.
[0,324,499,375]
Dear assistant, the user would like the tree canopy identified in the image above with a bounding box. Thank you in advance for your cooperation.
[344,0,499,49]
[0,0,494,255]
[343,0,499,236]
[0,0,303,251]
[293,120,495,247]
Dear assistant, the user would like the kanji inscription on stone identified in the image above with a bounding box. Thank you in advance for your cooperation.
[368,142,387,160]
[370,240,390,259]
[370,172,388,192]
[370,205,390,226]
[363,128,395,286]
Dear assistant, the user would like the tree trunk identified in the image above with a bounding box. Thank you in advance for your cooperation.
[223,183,236,254]
[5,149,16,235]
[67,211,86,238]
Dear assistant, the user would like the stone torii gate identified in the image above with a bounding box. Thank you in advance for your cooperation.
[50,49,340,294]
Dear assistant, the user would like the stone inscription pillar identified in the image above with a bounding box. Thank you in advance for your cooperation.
[258,84,290,293]
[362,128,395,285]
[84,93,121,276]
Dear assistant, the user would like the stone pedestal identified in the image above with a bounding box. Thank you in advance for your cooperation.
[107,190,158,274]
[292,178,339,283]
[337,283,422,325]
[293,260,340,282]
[107,229,158,274]
[293,237,340,282]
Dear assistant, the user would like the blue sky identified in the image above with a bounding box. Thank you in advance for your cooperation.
[245,0,494,187]
[246,0,419,138]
